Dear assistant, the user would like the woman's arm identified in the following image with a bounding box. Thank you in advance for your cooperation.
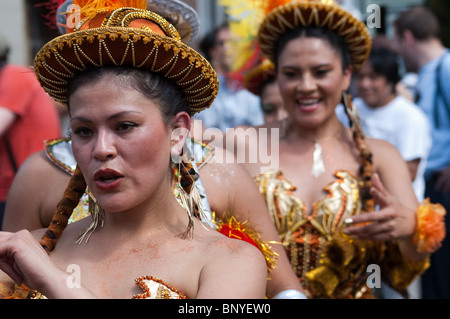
[201,146,306,298]
[0,229,97,298]
[196,237,267,299]
[3,151,68,231]
[344,139,429,261]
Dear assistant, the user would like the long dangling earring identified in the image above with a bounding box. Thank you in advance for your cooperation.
[76,189,105,244]
[175,157,209,239]
[342,92,363,134]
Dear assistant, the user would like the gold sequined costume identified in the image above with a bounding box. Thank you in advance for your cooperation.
[255,169,429,299]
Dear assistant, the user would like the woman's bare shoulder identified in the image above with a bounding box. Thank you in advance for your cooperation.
[365,137,405,168]
[18,150,68,180]
[197,221,266,270]
[194,225,267,298]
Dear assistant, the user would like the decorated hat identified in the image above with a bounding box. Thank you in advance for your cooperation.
[257,0,372,71]
[243,58,275,96]
[145,0,199,46]
[56,0,199,45]
[35,0,218,115]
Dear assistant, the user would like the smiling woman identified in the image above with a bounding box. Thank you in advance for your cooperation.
[0,0,268,299]
[225,0,443,299]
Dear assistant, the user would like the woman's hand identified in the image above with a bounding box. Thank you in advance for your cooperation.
[0,230,98,298]
[0,230,58,291]
[343,173,416,241]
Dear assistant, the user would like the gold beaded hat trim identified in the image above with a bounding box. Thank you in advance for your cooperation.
[257,0,372,71]
[35,6,218,115]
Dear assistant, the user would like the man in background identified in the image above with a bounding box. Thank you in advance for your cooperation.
[194,22,264,132]
[0,33,60,227]
[394,6,450,299]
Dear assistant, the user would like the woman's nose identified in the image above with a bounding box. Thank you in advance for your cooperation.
[92,130,117,161]
[296,73,317,93]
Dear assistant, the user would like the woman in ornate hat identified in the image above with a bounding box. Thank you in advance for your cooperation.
[2,0,307,299]
[225,0,446,298]
[0,0,268,299]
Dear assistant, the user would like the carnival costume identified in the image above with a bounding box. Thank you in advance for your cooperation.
[0,0,277,299]
[220,0,446,299]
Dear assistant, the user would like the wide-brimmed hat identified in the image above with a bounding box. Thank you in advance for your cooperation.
[56,0,200,45]
[35,1,218,115]
[243,58,276,96]
[257,0,371,71]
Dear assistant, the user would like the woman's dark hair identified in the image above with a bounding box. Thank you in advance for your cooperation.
[366,47,401,89]
[67,66,190,125]
[274,26,351,71]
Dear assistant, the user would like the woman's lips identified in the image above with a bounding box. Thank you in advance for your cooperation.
[296,98,322,113]
[93,168,124,190]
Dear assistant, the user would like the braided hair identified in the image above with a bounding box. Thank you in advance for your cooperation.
[40,166,86,252]
[342,93,375,212]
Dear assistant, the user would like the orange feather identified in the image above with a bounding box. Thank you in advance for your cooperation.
[73,0,147,20]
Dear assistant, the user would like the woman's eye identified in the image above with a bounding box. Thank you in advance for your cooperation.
[261,104,277,114]
[73,127,92,137]
[315,69,330,78]
[282,71,297,78]
[116,122,138,132]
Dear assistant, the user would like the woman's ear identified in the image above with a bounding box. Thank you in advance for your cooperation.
[342,64,354,92]
[403,29,416,47]
[170,111,191,157]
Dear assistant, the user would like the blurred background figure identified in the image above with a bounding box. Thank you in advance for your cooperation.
[199,21,231,76]
[339,46,431,203]
[193,22,264,132]
[243,59,287,124]
[394,5,450,299]
[0,32,60,227]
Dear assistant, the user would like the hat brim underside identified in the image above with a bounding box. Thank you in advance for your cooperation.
[244,63,275,96]
[34,27,218,115]
[258,2,372,71]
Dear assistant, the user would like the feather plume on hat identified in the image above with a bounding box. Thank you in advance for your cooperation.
[73,0,147,19]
